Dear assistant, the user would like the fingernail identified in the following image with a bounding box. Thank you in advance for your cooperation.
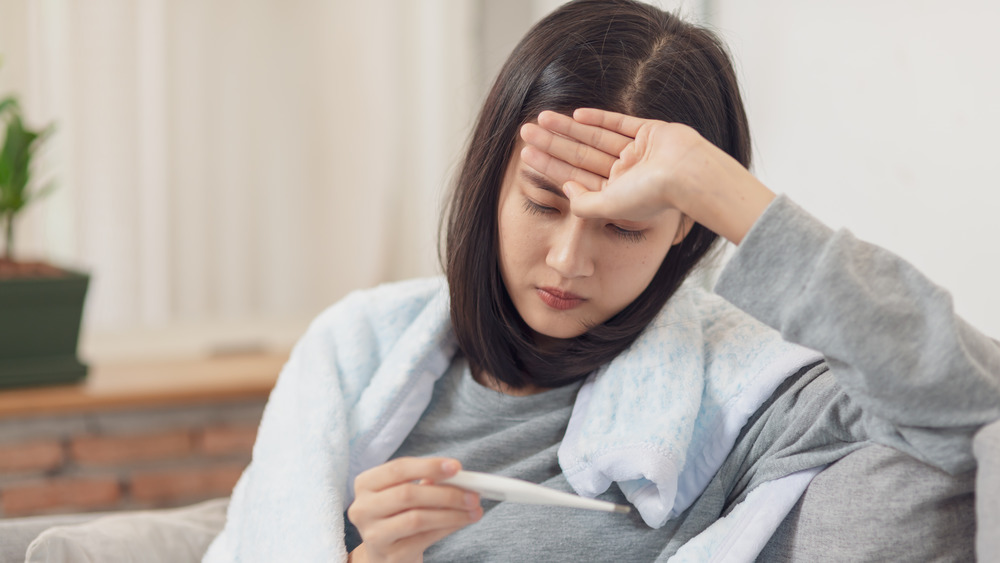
[468,508,482,522]
[442,460,459,475]
[465,493,477,508]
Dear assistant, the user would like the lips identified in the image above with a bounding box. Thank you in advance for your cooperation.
[536,287,585,310]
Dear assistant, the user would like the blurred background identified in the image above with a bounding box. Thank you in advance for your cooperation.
[2,0,998,362]
[0,0,998,520]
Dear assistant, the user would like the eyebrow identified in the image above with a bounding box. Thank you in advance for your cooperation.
[521,169,567,200]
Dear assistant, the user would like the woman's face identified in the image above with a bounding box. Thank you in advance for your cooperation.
[498,140,687,341]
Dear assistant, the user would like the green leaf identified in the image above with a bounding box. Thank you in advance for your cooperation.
[0,96,18,116]
[0,95,55,219]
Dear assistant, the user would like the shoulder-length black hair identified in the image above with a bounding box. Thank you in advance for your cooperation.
[444,0,750,389]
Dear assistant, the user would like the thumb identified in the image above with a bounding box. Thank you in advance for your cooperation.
[563,180,605,219]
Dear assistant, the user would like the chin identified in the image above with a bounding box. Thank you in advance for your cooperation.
[525,316,589,341]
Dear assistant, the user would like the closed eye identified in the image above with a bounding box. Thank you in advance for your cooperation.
[522,198,557,216]
[609,224,646,243]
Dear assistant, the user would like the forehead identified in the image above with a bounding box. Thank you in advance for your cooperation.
[501,137,573,210]
[502,138,558,191]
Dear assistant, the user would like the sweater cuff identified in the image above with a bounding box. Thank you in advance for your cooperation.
[713,194,834,330]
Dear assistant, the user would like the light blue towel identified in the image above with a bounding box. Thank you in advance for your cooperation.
[560,281,823,528]
[204,277,822,562]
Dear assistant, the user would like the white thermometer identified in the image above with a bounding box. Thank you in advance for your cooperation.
[440,470,631,514]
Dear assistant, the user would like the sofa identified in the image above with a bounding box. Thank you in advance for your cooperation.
[2,420,998,562]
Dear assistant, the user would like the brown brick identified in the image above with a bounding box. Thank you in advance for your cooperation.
[71,430,193,466]
[1,476,121,517]
[0,440,65,474]
[197,425,258,456]
[130,463,245,504]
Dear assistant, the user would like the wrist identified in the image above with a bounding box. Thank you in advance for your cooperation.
[675,143,774,245]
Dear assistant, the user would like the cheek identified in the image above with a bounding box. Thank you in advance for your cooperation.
[602,245,670,299]
[499,205,543,269]
[498,202,536,276]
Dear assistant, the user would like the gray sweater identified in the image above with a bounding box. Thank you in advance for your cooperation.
[724,195,999,561]
[347,195,1000,561]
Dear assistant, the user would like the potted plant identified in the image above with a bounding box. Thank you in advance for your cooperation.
[0,79,90,389]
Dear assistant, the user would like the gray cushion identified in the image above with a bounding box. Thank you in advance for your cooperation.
[0,512,106,563]
[758,444,975,562]
[975,420,1000,563]
[23,497,227,563]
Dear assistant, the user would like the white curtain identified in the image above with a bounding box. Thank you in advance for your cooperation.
[1,0,480,359]
[1,0,722,360]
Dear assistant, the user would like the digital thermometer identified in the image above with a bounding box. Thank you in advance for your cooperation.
[440,470,631,514]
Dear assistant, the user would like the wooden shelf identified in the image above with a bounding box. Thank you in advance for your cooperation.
[0,352,288,419]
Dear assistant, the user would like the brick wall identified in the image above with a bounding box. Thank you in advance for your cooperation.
[0,400,265,518]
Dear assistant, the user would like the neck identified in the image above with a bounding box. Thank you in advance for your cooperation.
[473,369,548,396]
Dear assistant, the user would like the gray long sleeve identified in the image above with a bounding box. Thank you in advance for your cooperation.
[714,195,1000,473]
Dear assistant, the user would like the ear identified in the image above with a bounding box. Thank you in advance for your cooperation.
[671,215,695,246]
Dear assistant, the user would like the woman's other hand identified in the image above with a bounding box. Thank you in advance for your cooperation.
[347,457,482,563]
[520,108,775,245]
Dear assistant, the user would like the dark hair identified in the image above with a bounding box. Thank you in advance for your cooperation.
[444,0,750,389]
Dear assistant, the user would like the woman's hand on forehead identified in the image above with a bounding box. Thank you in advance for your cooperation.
[521,108,777,244]
[519,111,633,190]
[520,109,679,224]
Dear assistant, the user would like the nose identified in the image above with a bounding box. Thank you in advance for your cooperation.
[545,217,595,279]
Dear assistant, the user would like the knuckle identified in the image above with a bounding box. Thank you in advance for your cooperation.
[541,133,555,150]
[397,483,417,504]
[353,472,369,492]
[452,488,473,507]
[404,510,426,530]
[386,458,408,480]
[346,499,369,524]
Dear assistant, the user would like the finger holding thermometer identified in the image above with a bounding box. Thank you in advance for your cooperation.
[440,470,631,514]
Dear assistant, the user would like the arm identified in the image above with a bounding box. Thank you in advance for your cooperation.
[522,108,1000,472]
[715,195,1000,472]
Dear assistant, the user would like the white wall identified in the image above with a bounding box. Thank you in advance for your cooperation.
[713,0,1000,337]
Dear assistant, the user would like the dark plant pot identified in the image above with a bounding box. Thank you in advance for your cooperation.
[0,269,89,388]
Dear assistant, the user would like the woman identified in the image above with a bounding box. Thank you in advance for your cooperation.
[204,1,999,561]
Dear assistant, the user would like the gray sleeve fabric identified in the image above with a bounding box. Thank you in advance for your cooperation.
[714,194,1000,474]
[757,445,975,562]
[701,360,976,563]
